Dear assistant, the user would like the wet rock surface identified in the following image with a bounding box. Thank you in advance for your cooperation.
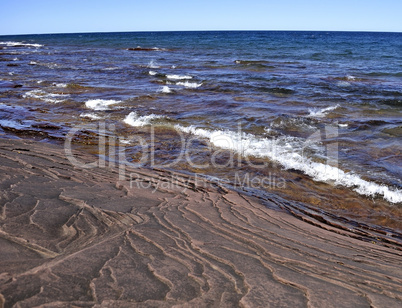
[0,138,401,307]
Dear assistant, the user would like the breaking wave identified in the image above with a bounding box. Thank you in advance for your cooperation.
[23,90,69,103]
[85,99,121,111]
[124,111,163,127]
[175,124,402,203]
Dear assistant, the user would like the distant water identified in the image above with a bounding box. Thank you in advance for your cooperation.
[0,31,401,233]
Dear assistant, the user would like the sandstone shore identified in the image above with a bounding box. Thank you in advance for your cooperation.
[0,137,401,307]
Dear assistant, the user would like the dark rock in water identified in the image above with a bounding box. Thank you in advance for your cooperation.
[31,122,61,130]
[380,99,402,107]
[0,82,23,89]
[382,126,402,137]
[127,47,170,51]
[7,63,19,67]
[127,47,157,51]
[363,119,389,126]
[259,86,295,95]
[0,126,63,140]
[0,81,19,88]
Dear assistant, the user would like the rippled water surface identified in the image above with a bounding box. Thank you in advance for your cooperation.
[0,31,401,237]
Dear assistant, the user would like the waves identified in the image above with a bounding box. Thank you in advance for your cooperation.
[176,81,203,88]
[1,30,401,226]
[308,105,340,117]
[146,67,203,90]
[0,41,43,48]
[124,111,163,127]
[119,102,402,203]
[150,72,202,91]
[127,46,169,51]
[85,99,121,111]
[23,89,69,103]
[147,60,160,69]
[52,80,400,204]
[159,86,172,93]
[166,74,193,80]
[29,61,59,69]
[173,124,402,204]
[80,113,102,120]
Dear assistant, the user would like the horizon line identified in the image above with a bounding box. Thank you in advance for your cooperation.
[1,29,401,37]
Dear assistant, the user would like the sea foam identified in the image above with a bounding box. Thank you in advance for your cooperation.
[124,111,163,127]
[23,90,69,103]
[176,81,203,88]
[159,86,172,93]
[147,60,160,69]
[80,113,102,120]
[53,83,68,88]
[175,124,402,203]
[85,99,121,111]
[166,74,193,80]
[308,105,340,117]
[0,41,43,48]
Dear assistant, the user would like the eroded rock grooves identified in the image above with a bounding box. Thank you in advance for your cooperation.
[0,138,401,307]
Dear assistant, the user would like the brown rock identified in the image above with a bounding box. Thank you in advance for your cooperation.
[0,138,401,307]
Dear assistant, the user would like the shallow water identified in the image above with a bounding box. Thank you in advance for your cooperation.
[0,31,401,238]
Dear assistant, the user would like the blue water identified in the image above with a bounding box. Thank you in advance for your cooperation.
[0,31,401,230]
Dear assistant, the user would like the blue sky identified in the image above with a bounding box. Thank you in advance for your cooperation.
[0,0,401,35]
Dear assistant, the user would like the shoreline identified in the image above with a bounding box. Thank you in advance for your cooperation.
[0,137,401,307]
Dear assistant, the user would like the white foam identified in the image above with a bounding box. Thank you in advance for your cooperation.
[149,71,157,76]
[0,119,27,129]
[347,75,356,81]
[53,83,67,88]
[80,113,102,120]
[166,74,193,80]
[159,86,172,93]
[0,41,43,48]
[147,60,160,69]
[308,104,339,118]
[103,67,120,71]
[119,139,131,145]
[29,61,58,69]
[336,81,351,87]
[23,89,69,103]
[135,46,165,51]
[269,117,316,131]
[174,125,402,203]
[176,81,202,88]
[47,93,68,98]
[44,63,58,69]
[124,111,163,127]
[85,99,121,111]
